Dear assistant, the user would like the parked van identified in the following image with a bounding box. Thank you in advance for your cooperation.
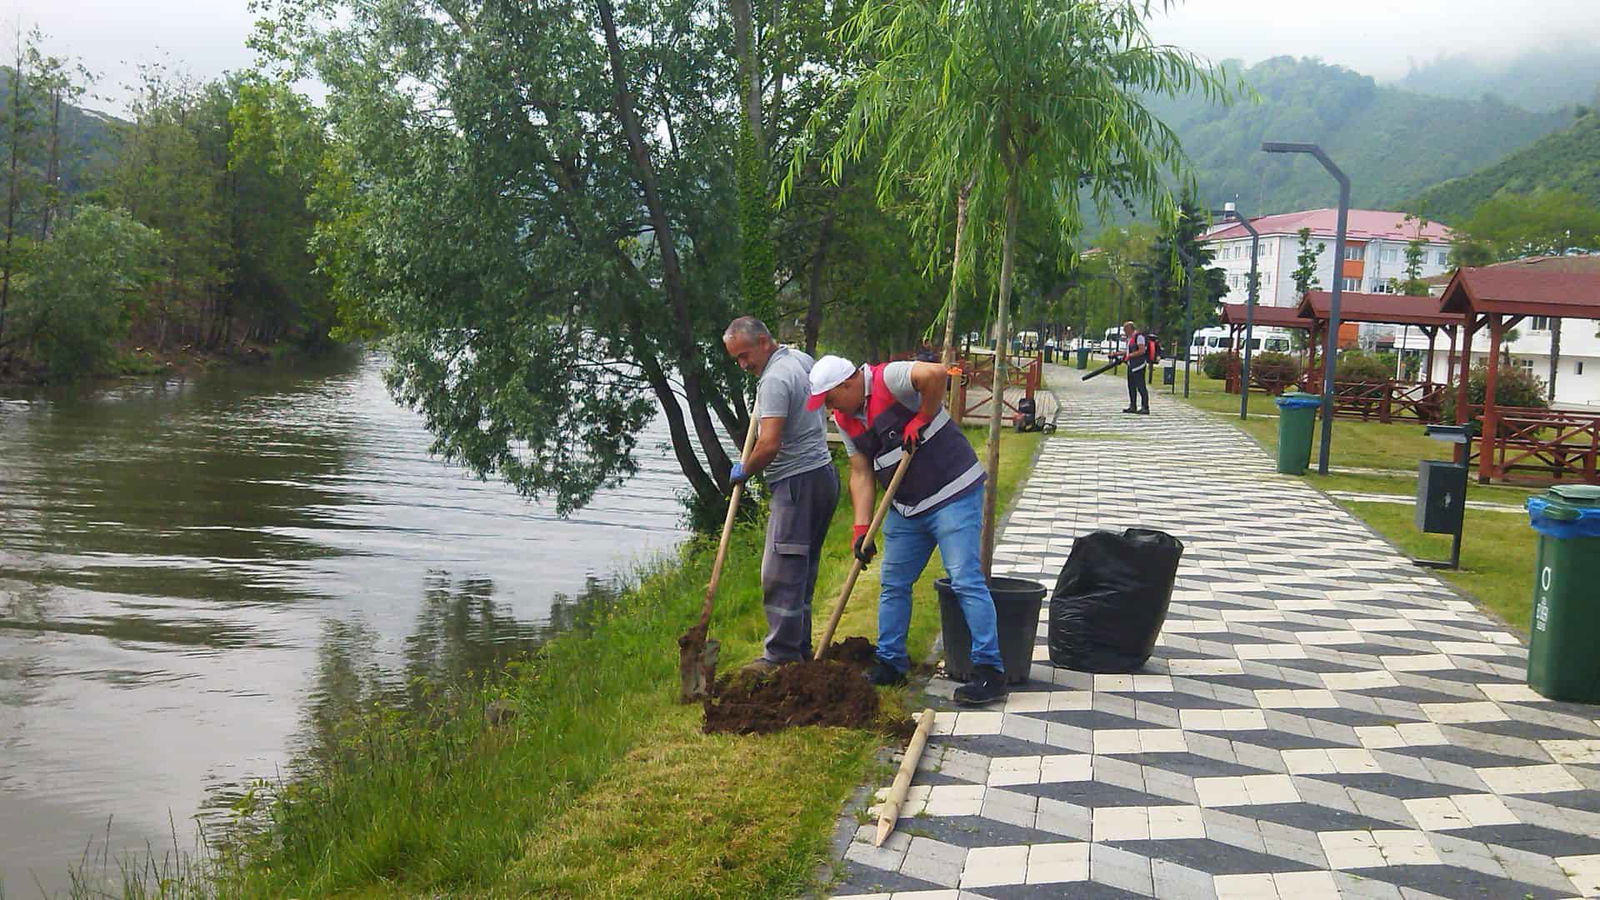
[1187,327,1233,358]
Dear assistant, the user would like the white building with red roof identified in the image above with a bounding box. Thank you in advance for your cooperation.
[1201,208,1455,308]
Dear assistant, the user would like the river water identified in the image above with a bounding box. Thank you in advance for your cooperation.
[0,351,688,894]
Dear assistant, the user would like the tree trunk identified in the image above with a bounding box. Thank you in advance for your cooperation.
[597,0,733,488]
[803,209,835,355]
[940,177,975,368]
[636,339,721,506]
[1548,318,1561,403]
[0,48,24,351]
[980,179,1020,575]
[40,90,59,241]
[730,0,761,152]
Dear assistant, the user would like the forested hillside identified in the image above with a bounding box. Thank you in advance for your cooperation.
[1146,57,1569,216]
[0,66,117,194]
[1410,110,1600,224]
[1396,43,1600,113]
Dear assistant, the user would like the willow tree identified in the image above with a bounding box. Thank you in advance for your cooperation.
[820,0,1231,569]
[253,0,749,520]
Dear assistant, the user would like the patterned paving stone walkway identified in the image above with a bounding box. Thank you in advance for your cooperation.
[827,364,1600,900]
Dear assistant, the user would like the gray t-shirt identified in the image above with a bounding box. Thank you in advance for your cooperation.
[837,361,920,457]
[756,346,833,483]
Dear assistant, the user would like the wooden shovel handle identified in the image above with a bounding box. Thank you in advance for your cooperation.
[696,416,761,631]
[815,451,914,657]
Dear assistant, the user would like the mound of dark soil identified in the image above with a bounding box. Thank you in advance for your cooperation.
[825,636,878,667]
[702,658,879,735]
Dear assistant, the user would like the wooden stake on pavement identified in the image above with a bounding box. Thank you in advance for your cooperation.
[876,707,937,847]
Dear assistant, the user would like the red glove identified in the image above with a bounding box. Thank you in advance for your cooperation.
[851,524,876,564]
[902,413,931,452]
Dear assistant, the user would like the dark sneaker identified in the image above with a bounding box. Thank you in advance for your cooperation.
[866,660,908,687]
[740,658,781,677]
[1137,408,1151,415]
[1120,407,1137,414]
[953,665,1009,705]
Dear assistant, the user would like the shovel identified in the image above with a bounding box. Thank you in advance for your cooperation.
[815,452,913,659]
[677,417,761,703]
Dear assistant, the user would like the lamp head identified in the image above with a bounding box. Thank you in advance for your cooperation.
[1262,141,1317,154]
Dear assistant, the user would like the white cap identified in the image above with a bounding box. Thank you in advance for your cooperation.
[806,355,859,410]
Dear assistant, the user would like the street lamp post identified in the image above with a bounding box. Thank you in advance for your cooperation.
[1175,242,1194,398]
[1128,261,1159,333]
[1087,271,1126,352]
[1262,141,1350,476]
[1212,204,1260,420]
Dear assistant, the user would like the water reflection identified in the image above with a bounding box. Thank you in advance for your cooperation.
[0,351,684,894]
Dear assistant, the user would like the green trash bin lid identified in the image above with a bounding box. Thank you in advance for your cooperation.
[1548,484,1600,506]
[1527,484,1600,536]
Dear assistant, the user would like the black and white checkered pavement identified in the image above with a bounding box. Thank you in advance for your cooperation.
[828,364,1600,900]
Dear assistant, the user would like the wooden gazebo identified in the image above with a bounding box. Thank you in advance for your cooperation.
[1439,267,1600,483]
[1217,303,1312,395]
[1296,291,1462,423]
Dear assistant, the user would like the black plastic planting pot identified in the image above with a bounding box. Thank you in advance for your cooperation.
[937,575,1047,685]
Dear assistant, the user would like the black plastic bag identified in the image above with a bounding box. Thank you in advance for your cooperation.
[1048,528,1184,673]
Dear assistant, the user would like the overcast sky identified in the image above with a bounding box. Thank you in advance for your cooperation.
[6,0,1600,115]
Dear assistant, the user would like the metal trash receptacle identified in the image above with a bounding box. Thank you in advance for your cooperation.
[1417,460,1468,534]
[1524,485,1600,702]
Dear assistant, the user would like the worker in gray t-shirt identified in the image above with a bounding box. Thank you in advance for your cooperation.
[722,316,839,673]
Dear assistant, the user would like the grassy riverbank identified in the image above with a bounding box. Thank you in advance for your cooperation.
[152,428,1042,898]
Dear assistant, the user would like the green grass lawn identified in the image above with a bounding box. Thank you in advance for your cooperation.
[1169,374,1542,634]
[1305,471,1538,507]
[1339,500,1537,630]
[175,428,1044,899]
[1174,372,1448,472]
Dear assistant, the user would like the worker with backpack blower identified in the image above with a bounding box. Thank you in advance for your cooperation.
[1118,321,1156,415]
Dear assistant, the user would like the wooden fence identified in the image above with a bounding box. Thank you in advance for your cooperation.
[951,352,1042,424]
[1326,380,1448,424]
[1475,406,1600,483]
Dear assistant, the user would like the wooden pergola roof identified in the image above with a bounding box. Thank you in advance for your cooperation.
[1437,264,1600,486]
[1439,268,1600,319]
[1298,291,1457,328]
[1218,303,1311,330]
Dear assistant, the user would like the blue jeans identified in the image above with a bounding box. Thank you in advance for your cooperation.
[877,485,1003,673]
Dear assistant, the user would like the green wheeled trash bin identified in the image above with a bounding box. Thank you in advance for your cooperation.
[1524,485,1600,702]
[1274,393,1321,475]
[1076,348,1090,370]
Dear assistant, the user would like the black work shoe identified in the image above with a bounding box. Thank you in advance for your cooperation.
[953,665,1009,705]
[866,660,908,687]
[1120,407,1137,414]
[1138,407,1150,415]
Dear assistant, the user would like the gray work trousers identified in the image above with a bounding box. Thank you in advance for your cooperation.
[760,463,840,663]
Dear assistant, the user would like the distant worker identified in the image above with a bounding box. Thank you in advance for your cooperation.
[806,354,1008,706]
[722,317,839,674]
[1118,320,1153,415]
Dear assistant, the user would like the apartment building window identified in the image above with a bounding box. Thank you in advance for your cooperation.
[1381,247,1398,263]
[1370,282,1392,294]
[1436,251,1449,266]
[1578,361,1586,376]
[1341,277,1360,291]
[1344,244,1365,261]
[1531,316,1550,331]
[1516,359,1534,373]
